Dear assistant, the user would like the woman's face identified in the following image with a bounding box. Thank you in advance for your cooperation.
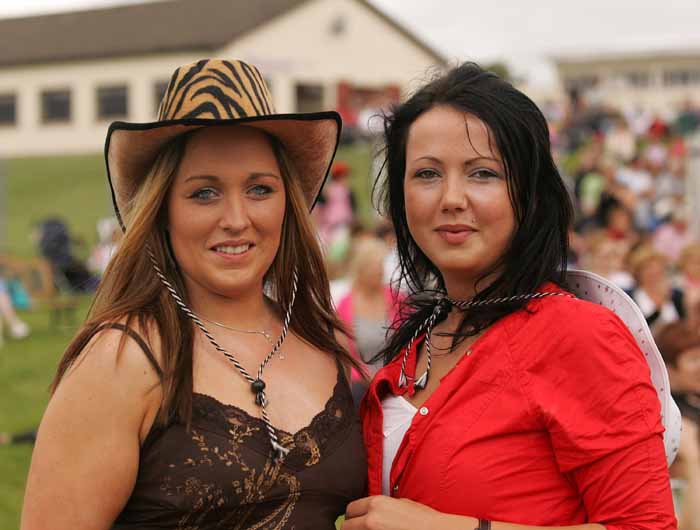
[403,105,515,295]
[638,258,669,291]
[357,249,386,290]
[167,126,286,304]
[607,207,632,234]
[676,346,700,393]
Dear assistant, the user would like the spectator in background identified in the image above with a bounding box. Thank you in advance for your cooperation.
[36,217,98,293]
[615,155,654,231]
[603,116,636,163]
[0,277,30,347]
[629,246,684,329]
[674,100,700,136]
[315,161,356,257]
[654,162,687,222]
[336,236,402,405]
[654,205,694,263]
[88,217,122,276]
[677,244,700,324]
[581,229,635,291]
[656,322,700,530]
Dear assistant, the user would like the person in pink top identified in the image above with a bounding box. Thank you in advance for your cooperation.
[337,236,402,404]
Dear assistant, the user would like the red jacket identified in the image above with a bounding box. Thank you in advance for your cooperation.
[360,286,676,529]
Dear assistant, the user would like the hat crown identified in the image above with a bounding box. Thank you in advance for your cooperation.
[158,59,276,121]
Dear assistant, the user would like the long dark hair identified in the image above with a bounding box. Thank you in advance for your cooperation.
[375,62,573,363]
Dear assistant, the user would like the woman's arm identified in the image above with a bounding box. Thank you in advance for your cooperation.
[343,496,604,530]
[20,328,161,530]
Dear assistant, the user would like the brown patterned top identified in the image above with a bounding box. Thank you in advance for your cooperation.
[112,364,366,530]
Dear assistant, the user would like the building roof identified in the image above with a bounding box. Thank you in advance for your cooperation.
[0,0,447,68]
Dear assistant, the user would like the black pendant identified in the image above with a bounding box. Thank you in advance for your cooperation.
[251,378,266,393]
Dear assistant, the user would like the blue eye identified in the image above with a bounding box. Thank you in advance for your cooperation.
[189,187,218,200]
[249,184,273,197]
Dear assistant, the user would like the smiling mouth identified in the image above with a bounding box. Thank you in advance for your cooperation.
[213,244,253,255]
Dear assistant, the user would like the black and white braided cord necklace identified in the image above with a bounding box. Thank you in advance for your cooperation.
[148,249,297,461]
[398,290,575,390]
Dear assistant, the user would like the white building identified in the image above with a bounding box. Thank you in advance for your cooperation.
[0,0,446,157]
[554,48,700,115]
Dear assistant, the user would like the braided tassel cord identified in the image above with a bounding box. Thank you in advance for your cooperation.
[398,291,575,392]
[147,247,298,461]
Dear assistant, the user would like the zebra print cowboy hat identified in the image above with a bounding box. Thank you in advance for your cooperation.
[104,59,341,225]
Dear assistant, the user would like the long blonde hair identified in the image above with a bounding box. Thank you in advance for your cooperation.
[52,129,359,424]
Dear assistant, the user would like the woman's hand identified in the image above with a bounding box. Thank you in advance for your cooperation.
[342,495,474,530]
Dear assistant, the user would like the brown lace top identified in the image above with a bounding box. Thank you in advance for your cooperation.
[108,325,367,530]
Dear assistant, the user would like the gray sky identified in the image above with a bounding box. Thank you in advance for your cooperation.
[1,0,699,86]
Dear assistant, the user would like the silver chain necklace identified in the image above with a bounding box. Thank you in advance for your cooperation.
[198,316,285,359]
[398,291,575,390]
[198,316,274,343]
[148,248,297,461]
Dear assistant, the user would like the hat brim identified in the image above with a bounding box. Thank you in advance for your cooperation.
[565,269,681,466]
[104,112,341,228]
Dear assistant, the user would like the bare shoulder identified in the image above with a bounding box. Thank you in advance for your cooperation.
[22,318,165,529]
[54,317,165,443]
[64,317,163,391]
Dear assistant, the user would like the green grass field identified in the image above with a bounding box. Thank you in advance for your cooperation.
[0,299,91,529]
[0,142,374,527]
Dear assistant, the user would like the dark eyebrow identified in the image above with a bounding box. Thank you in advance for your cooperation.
[411,155,500,165]
[183,172,281,183]
[464,156,501,166]
[184,174,219,183]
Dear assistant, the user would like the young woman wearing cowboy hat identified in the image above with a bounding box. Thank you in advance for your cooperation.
[21,59,366,530]
[343,63,676,530]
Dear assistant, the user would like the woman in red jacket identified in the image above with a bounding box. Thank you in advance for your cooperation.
[343,63,676,530]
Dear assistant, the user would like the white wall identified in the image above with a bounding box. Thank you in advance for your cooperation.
[220,0,443,112]
[557,54,700,115]
[0,53,201,157]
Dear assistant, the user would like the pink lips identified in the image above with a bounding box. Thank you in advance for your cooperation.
[435,224,476,245]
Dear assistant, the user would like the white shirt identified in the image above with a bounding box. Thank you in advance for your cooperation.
[381,395,417,495]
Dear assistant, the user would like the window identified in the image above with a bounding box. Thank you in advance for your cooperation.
[41,89,71,123]
[663,69,700,86]
[153,80,169,116]
[295,84,324,113]
[623,71,650,88]
[564,75,599,92]
[97,85,128,120]
[0,93,16,125]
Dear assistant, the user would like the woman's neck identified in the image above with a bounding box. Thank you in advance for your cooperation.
[190,287,277,331]
[443,269,501,301]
